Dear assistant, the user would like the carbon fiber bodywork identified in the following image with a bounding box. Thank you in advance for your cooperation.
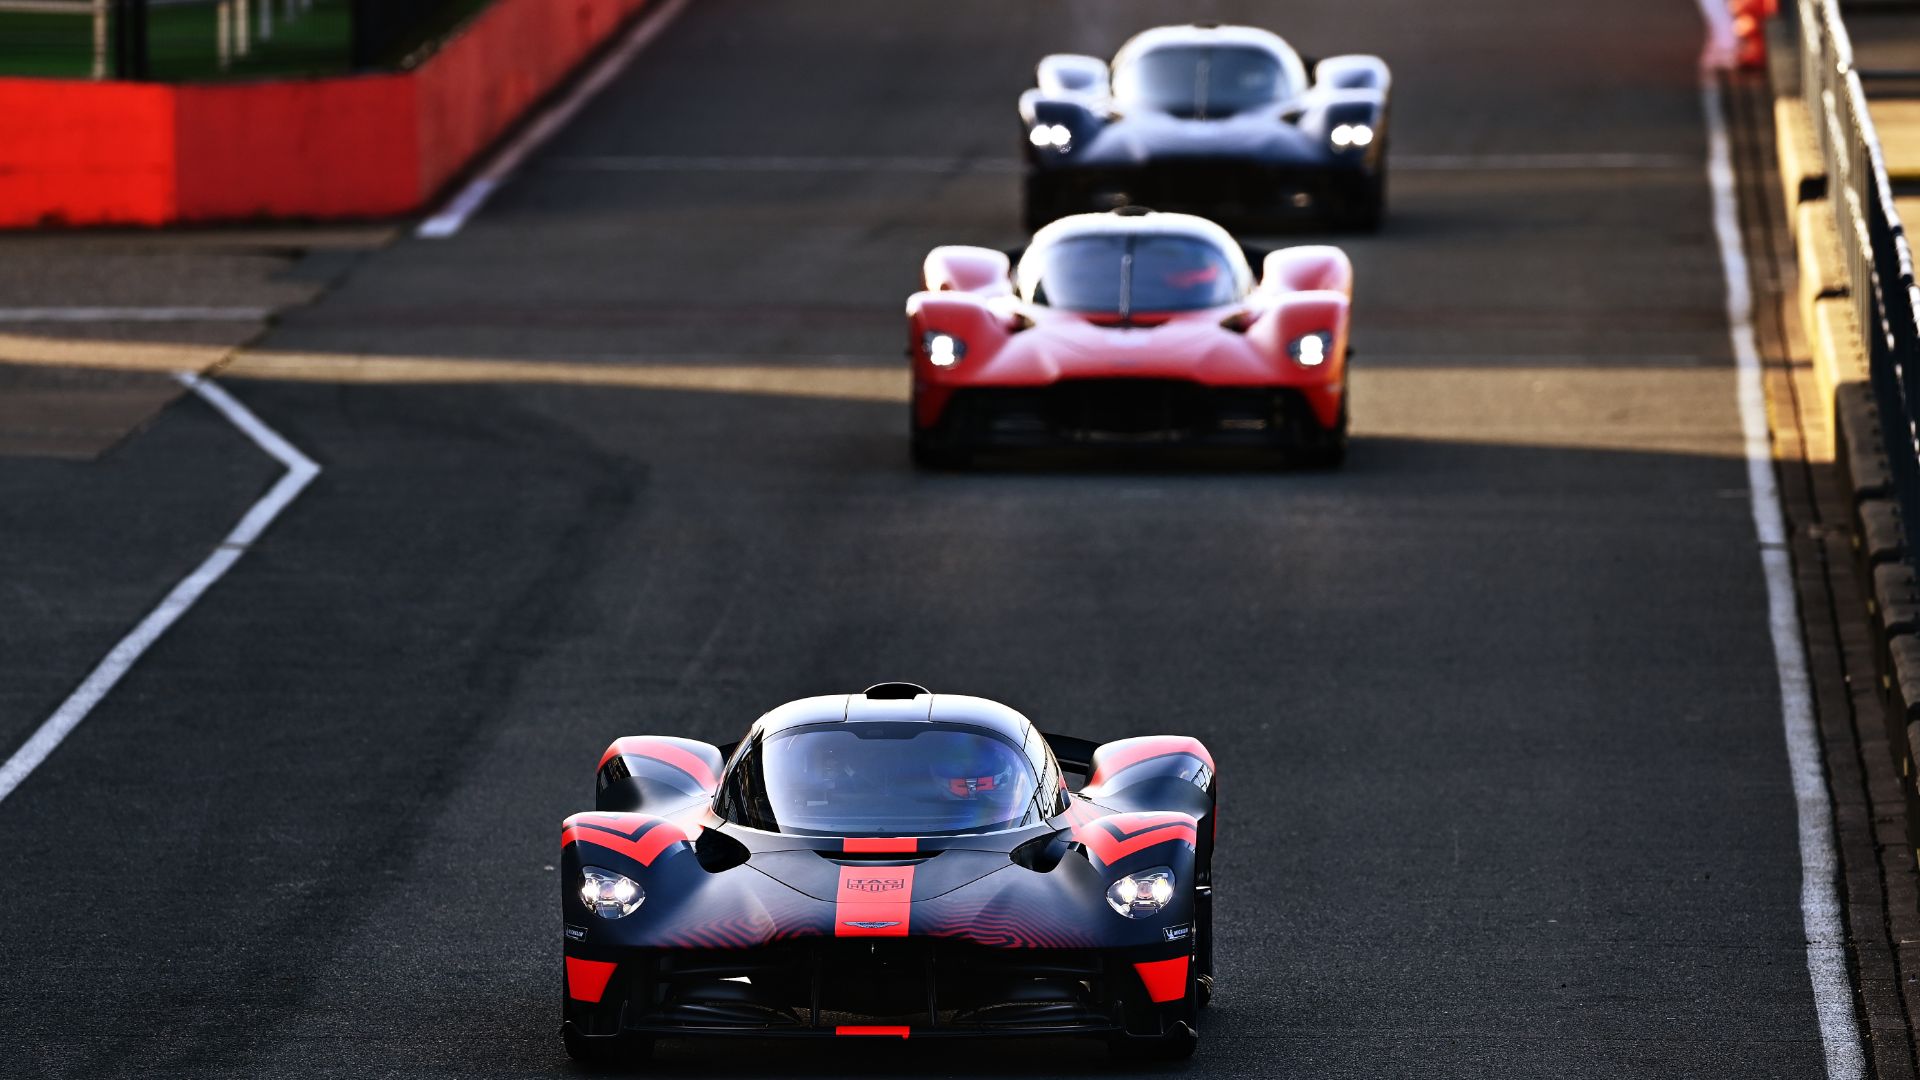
[1028,158,1380,231]
[559,692,1218,1055]
[917,380,1340,455]
[1019,25,1391,231]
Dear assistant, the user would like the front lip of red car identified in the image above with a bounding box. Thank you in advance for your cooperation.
[914,319,1342,389]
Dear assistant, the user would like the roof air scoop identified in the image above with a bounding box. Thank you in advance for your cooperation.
[863,682,931,700]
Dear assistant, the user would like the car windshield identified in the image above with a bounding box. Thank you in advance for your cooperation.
[1116,45,1290,118]
[719,722,1042,837]
[1027,234,1240,316]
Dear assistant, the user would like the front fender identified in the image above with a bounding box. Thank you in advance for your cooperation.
[1019,90,1108,166]
[1295,88,1388,169]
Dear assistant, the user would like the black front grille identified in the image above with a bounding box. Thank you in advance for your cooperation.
[613,940,1119,1034]
[1059,160,1343,214]
[940,380,1305,447]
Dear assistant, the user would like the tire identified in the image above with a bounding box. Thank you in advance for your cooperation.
[1126,1022,1199,1062]
[1109,894,1203,1061]
[1333,160,1387,233]
[563,1026,653,1068]
[1296,395,1349,470]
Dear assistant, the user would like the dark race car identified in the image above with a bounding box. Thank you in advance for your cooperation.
[1020,23,1391,231]
[907,208,1352,468]
[559,683,1218,1066]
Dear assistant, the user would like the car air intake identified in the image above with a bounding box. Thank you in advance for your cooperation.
[863,682,930,700]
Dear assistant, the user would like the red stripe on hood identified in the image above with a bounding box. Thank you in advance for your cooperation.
[834,864,913,937]
[843,837,919,853]
[837,1025,911,1038]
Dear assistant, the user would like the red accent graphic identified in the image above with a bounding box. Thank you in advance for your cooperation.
[1165,264,1222,288]
[565,957,618,1003]
[1086,736,1215,789]
[843,837,919,853]
[1067,810,1199,868]
[836,1026,911,1038]
[835,865,914,937]
[597,736,720,789]
[561,813,687,867]
[1133,956,1190,1004]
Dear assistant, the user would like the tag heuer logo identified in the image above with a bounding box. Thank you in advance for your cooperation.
[846,878,906,893]
[843,920,901,930]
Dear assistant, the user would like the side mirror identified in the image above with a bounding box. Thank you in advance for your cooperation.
[595,736,725,814]
[1037,53,1110,100]
[922,246,1013,297]
[1313,54,1390,94]
[1261,246,1353,296]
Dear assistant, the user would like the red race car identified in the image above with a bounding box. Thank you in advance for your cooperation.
[907,208,1351,468]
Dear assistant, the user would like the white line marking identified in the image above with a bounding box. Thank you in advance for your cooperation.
[1695,31,1867,1080]
[537,152,1695,176]
[416,0,692,239]
[0,374,318,807]
[0,306,272,323]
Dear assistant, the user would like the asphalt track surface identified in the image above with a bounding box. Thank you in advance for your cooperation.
[0,1,1832,1077]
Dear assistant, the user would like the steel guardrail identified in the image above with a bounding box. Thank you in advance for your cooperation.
[1797,0,1920,521]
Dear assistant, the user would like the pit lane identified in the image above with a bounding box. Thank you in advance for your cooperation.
[0,0,1830,1076]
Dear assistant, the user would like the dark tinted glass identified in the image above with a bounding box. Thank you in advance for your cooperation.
[718,723,1041,837]
[1131,235,1240,311]
[1030,234,1238,315]
[1120,45,1287,118]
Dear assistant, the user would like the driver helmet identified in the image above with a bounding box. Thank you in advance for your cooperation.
[931,746,1018,801]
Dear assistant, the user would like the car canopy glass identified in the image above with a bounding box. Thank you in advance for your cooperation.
[1114,45,1292,119]
[1025,233,1241,316]
[719,722,1043,837]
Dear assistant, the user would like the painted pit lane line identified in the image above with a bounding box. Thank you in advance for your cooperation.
[416,0,692,239]
[0,374,318,806]
[1694,2,1866,1075]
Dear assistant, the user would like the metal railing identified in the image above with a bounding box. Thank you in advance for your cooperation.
[0,0,468,79]
[1797,0,1920,521]
[0,0,109,77]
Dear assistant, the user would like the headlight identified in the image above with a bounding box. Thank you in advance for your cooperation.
[1330,122,1374,149]
[1029,122,1073,152]
[1289,331,1333,367]
[579,866,645,919]
[1106,866,1176,918]
[923,331,966,368]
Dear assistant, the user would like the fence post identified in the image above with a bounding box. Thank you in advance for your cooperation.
[112,0,148,79]
[91,0,107,79]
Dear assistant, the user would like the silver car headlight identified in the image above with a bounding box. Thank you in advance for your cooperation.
[1289,331,1333,367]
[1330,122,1374,149]
[579,866,645,919]
[1029,122,1073,152]
[923,331,967,368]
[1106,866,1176,918]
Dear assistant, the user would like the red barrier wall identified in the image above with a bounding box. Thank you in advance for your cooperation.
[415,0,649,197]
[0,79,176,226]
[0,0,654,228]
[174,75,417,221]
